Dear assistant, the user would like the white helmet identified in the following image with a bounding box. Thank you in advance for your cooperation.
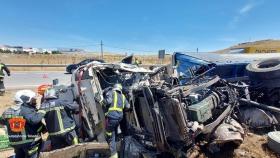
[113,84,122,92]
[44,88,58,99]
[14,90,36,105]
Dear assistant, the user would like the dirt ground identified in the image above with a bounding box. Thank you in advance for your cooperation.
[234,133,279,158]
[0,90,280,158]
[0,90,16,115]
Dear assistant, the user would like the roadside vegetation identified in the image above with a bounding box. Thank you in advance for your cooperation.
[0,53,171,65]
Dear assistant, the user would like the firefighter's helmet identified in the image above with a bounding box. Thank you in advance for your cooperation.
[113,84,122,92]
[14,90,36,105]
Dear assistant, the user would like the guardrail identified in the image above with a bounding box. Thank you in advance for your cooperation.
[6,64,68,67]
[6,64,164,67]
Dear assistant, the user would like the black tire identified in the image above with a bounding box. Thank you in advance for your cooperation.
[268,131,280,154]
[246,58,280,80]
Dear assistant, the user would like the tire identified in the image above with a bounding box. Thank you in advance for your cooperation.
[246,58,280,80]
[268,131,280,154]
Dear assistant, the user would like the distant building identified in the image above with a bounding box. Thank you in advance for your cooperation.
[0,45,10,51]
[32,48,43,53]
[0,45,23,52]
[57,48,84,53]
[42,49,53,54]
[23,47,34,54]
[1,44,54,54]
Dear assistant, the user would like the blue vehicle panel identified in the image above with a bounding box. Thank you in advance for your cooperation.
[173,52,250,83]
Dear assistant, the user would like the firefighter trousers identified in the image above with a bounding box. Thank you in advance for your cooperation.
[50,129,78,150]
[105,117,121,156]
[14,140,42,158]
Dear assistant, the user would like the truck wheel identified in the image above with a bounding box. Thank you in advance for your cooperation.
[246,58,280,80]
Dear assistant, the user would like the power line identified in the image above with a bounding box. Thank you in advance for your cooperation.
[22,41,190,54]
[104,44,156,53]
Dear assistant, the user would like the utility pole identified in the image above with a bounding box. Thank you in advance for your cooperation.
[100,40,103,60]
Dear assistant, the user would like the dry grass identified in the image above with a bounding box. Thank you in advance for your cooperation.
[215,39,280,53]
[0,53,171,71]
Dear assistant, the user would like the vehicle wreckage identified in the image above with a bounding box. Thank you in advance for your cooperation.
[40,53,280,157]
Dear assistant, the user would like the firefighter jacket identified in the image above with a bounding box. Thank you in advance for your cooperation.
[0,103,45,147]
[104,90,130,120]
[40,98,79,136]
[0,63,10,77]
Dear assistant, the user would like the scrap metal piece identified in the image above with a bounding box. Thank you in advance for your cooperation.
[212,119,244,145]
[121,136,156,158]
[202,104,232,134]
[240,98,280,114]
[167,75,220,96]
[239,107,278,128]
[39,142,110,158]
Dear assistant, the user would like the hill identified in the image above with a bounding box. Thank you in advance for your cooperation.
[215,39,280,53]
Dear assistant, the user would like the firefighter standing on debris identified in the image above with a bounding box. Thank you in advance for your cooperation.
[103,84,130,158]
[0,60,11,95]
[133,58,141,66]
[40,88,79,150]
[0,90,46,158]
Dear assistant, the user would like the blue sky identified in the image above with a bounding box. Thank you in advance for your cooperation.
[0,0,279,54]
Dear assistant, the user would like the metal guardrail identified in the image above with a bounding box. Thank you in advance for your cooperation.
[6,64,68,67]
[6,64,164,68]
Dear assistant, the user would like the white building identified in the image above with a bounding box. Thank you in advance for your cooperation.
[0,45,23,52]
[1,44,54,54]
[23,47,52,54]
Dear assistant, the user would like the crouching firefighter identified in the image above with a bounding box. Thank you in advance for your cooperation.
[0,61,11,95]
[40,88,79,150]
[103,84,130,158]
[0,90,46,158]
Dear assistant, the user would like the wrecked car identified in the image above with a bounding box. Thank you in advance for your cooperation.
[42,52,280,157]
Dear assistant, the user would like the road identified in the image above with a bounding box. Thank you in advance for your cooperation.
[4,71,72,90]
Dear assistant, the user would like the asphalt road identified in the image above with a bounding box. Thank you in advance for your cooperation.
[4,71,72,90]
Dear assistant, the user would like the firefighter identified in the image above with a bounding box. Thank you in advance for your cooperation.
[40,88,79,150]
[133,58,141,66]
[0,90,46,158]
[0,61,11,95]
[103,84,130,158]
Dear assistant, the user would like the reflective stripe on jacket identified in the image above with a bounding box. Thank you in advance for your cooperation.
[108,91,125,112]
[40,99,78,136]
[0,64,4,77]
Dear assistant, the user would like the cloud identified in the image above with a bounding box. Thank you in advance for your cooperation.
[229,0,261,29]
[239,3,254,14]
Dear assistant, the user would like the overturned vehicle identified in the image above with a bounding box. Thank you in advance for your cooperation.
[44,53,280,157]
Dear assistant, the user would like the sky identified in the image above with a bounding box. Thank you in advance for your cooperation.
[0,0,280,54]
